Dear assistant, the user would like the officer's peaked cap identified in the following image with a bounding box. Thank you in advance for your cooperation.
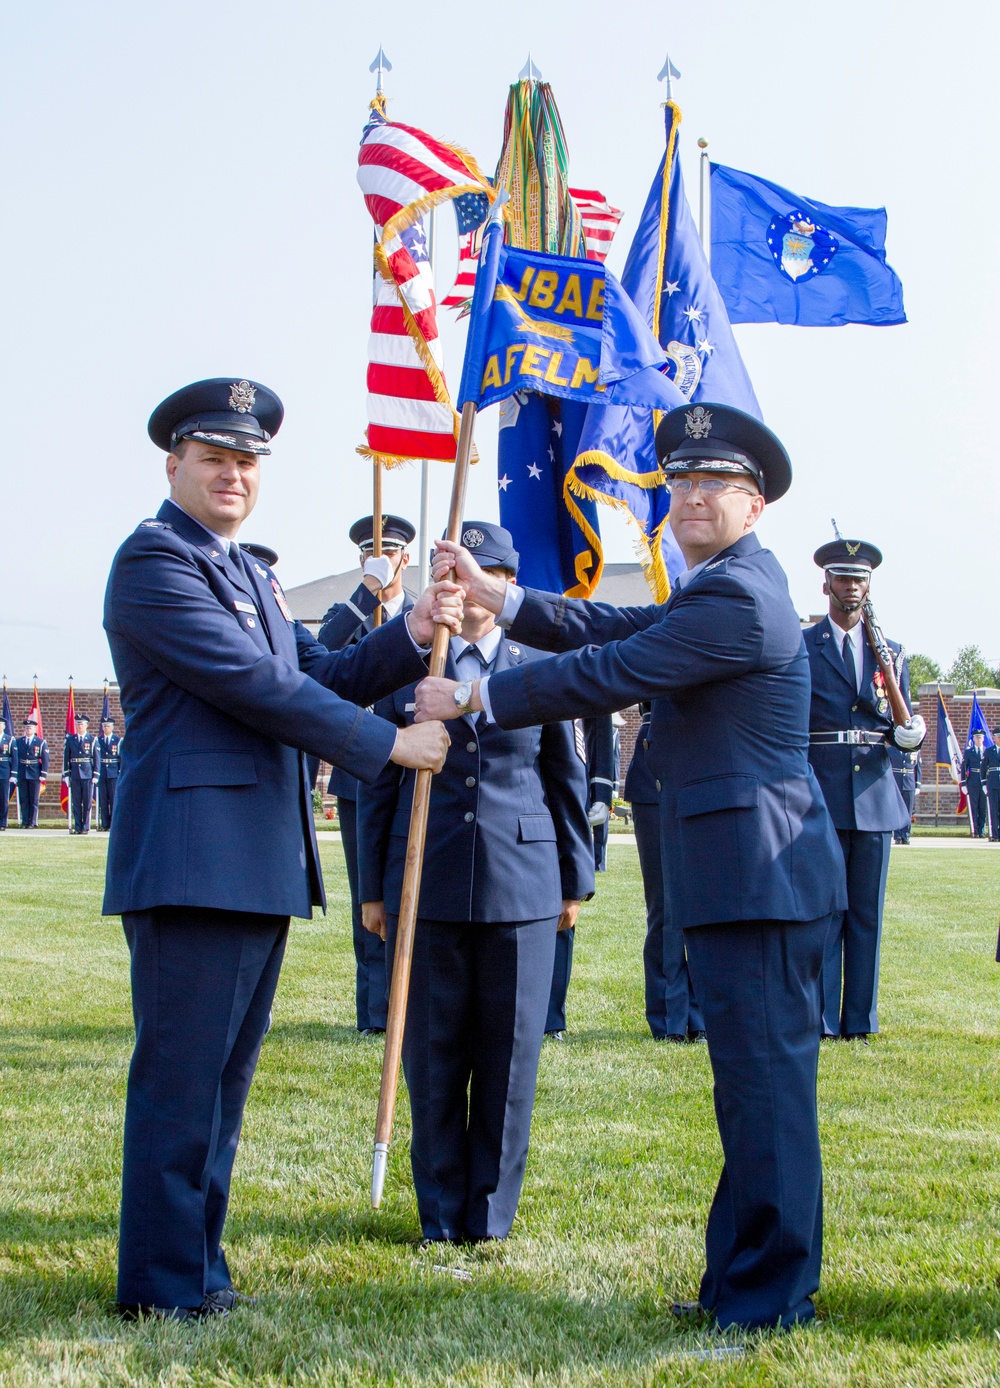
[148,378,283,456]
[814,540,883,575]
[240,542,280,568]
[457,520,519,573]
[23,717,36,725]
[654,402,791,502]
[349,514,416,549]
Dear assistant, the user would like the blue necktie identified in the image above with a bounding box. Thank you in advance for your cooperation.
[842,631,858,693]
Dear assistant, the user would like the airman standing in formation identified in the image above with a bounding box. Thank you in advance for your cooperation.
[0,717,17,831]
[804,541,925,1041]
[16,716,48,828]
[64,713,100,834]
[97,717,122,829]
[961,731,989,838]
[982,728,1000,843]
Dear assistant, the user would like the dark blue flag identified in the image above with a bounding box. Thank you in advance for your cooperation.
[967,694,995,748]
[2,683,11,736]
[566,103,759,600]
[710,163,906,327]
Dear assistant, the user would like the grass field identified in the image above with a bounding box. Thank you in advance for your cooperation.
[2,838,1000,1386]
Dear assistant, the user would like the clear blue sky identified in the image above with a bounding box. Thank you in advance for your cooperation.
[1,0,994,683]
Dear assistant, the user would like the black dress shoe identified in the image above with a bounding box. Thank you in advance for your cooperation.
[687,1030,707,1043]
[117,1297,231,1322]
[418,1237,460,1251]
[845,1032,870,1044]
[204,1287,257,1310]
[655,1033,687,1043]
[670,1300,707,1320]
[359,1027,385,1036]
[545,1029,566,1041]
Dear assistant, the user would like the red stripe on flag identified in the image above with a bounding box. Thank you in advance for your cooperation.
[366,363,440,402]
[371,303,439,343]
[366,424,457,460]
[389,121,481,178]
[359,141,460,195]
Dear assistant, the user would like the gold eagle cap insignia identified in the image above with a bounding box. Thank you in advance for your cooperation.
[845,540,860,556]
[684,405,712,439]
[229,380,256,414]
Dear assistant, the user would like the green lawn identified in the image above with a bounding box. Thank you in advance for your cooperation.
[1,839,999,1385]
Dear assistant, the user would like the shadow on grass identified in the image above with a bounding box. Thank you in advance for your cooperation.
[266,1022,381,1046]
[820,1281,1000,1343]
[0,1023,134,1046]
[0,1207,117,1248]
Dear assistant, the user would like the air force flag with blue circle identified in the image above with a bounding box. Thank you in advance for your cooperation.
[710,163,906,327]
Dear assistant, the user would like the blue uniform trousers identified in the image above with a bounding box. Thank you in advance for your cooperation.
[988,781,1000,842]
[98,778,116,829]
[70,778,94,833]
[545,927,573,1032]
[18,778,39,828]
[337,797,388,1031]
[117,907,288,1311]
[822,830,890,1037]
[634,802,703,1039]
[388,915,557,1242]
[685,915,831,1332]
[0,782,10,830]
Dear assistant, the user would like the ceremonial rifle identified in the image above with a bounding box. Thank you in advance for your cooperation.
[860,597,912,729]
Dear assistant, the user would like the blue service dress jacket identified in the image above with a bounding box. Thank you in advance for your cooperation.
[485,532,846,929]
[16,736,48,781]
[318,585,414,801]
[102,501,428,920]
[98,734,122,780]
[357,640,595,921]
[64,732,101,782]
[0,736,18,783]
[623,703,657,806]
[803,616,910,833]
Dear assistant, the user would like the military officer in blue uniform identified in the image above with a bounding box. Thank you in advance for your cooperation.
[97,717,122,830]
[626,702,704,1042]
[416,404,847,1333]
[961,731,989,837]
[357,521,594,1246]
[983,728,1000,842]
[105,378,456,1322]
[317,513,415,1034]
[806,541,925,1041]
[16,717,49,828]
[0,717,17,830]
[63,714,100,834]
[888,738,921,844]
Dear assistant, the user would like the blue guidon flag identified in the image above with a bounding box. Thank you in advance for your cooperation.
[710,162,906,327]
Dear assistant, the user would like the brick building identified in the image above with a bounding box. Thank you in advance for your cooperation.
[4,686,123,821]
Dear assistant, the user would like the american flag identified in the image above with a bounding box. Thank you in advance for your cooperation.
[357,109,491,466]
[442,186,622,313]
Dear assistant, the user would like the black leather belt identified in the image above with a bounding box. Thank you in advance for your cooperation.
[810,730,887,746]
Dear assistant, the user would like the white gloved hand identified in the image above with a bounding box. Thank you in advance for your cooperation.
[894,714,926,750]
[363,554,395,589]
[587,801,610,827]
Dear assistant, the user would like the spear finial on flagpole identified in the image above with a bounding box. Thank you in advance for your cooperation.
[518,53,543,81]
[657,52,681,102]
[369,46,392,96]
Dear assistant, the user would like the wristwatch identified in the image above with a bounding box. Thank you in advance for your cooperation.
[453,680,474,716]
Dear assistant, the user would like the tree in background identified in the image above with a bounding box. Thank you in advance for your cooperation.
[907,653,943,690]
[947,644,999,692]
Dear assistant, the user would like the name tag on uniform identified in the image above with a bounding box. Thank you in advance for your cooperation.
[271,579,294,622]
[234,600,258,615]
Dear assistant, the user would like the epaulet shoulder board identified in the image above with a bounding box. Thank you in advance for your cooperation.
[138,519,173,531]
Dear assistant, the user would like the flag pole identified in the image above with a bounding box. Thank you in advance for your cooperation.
[371,398,478,1208]
[371,191,506,1208]
[366,50,392,630]
[698,138,711,261]
[417,208,436,594]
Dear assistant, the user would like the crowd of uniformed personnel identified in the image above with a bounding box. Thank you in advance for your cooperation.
[0,713,122,830]
[19,374,969,1335]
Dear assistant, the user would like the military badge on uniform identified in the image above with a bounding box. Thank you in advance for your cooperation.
[873,669,889,715]
[229,380,256,413]
[462,528,485,549]
[271,578,293,621]
[684,405,712,439]
[768,212,838,283]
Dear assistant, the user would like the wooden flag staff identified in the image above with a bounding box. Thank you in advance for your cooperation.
[371,399,477,1207]
[371,462,384,628]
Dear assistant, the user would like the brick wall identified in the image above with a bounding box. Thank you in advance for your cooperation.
[914,684,999,823]
[4,687,123,820]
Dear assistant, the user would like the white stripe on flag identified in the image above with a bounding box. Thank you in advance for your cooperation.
[357,165,429,213]
[367,393,454,433]
[362,124,472,187]
[368,332,444,369]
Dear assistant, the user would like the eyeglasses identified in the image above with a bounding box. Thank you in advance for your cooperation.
[666,477,757,498]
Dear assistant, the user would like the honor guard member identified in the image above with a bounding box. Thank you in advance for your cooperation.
[983,728,1000,842]
[16,716,49,828]
[806,540,924,1040]
[316,513,416,1034]
[105,378,455,1322]
[64,714,100,834]
[357,521,594,1246]
[0,718,17,830]
[416,404,848,1333]
[888,738,921,844]
[97,717,122,830]
[961,731,989,838]
[625,701,704,1041]
[544,713,615,1037]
